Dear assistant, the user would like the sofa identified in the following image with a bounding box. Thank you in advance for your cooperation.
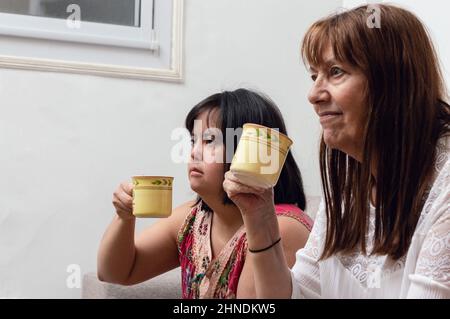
[82,268,182,299]
[82,196,321,299]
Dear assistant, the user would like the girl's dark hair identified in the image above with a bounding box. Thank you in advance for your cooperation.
[185,88,307,211]
[302,4,450,260]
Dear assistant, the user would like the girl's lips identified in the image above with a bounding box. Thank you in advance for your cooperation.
[189,168,203,177]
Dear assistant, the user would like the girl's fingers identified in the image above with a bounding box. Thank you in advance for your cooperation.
[121,182,134,196]
[112,182,135,218]
[117,192,133,208]
[112,196,130,212]
[112,184,133,211]
[116,208,134,220]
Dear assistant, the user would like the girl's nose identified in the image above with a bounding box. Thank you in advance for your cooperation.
[190,139,203,162]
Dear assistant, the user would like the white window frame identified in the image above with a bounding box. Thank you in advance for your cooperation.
[0,0,156,50]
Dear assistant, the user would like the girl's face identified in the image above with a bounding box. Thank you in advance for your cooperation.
[307,45,368,161]
[188,109,225,197]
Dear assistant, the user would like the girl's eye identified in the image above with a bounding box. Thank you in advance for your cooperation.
[330,66,344,77]
[204,135,216,144]
[311,74,318,82]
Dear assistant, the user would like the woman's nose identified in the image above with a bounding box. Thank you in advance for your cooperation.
[308,78,330,105]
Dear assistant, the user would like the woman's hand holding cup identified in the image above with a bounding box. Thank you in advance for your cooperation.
[223,171,275,220]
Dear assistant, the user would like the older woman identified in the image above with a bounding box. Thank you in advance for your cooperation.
[224,4,449,298]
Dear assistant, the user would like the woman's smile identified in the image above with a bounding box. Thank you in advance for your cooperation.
[318,111,343,125]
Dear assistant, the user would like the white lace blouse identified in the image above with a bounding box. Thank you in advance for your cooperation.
[291,136,450,299]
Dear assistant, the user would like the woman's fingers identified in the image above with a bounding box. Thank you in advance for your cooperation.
[223,179,264,201]
[223,171,266,194]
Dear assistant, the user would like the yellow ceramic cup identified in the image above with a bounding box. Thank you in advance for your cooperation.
[132,176,174,218]
[230,123,293,188]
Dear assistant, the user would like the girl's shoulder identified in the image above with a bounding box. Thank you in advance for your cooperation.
[175,200,205,248]
[275,203,314,232]
[170,200,198,226]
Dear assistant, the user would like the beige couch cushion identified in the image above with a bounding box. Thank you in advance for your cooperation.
[82,268,181,299]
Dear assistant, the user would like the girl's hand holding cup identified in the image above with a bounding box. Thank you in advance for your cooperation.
[112,182,135,220]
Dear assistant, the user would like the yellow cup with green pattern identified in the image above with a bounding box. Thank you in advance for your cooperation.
[132,176,173,218]
[230,123,293,188]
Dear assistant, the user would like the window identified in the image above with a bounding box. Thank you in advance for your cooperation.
[0,0,157,49]
[0,0,184,81]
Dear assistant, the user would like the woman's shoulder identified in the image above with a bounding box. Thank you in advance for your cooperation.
[435,134,450,170]
[429,134,449,197]
[416,135,450,231]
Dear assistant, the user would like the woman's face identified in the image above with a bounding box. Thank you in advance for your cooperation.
[308,45,368,161]
[188,109,225,197]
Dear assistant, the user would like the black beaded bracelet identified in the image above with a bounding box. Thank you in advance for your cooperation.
[248,237,282,253]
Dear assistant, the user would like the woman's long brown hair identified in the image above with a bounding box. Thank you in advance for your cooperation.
[302,4,450,260]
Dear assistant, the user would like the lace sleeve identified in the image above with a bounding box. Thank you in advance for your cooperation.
[290,199,326,299]
[408,212,450,298]
[408,152,450,299]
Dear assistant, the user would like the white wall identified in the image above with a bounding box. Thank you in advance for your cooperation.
[0,0,342,298]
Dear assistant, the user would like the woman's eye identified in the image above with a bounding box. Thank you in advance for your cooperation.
[330,66,344,77]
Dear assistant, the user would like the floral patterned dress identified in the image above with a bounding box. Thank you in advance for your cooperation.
[177,201,313,299]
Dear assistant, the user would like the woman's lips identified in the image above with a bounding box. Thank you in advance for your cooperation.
[319,112,343,124]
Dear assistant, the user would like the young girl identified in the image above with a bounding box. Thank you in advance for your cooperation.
[97,89,313,298]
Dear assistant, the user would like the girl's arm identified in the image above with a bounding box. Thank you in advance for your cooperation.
[97,181,192,285]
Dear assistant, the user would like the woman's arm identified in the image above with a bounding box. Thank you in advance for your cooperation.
[407,153,450,299]
[407,202,450,298]
[224,171,325,299]
[236,216,310,298]
[223,172,294,298]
